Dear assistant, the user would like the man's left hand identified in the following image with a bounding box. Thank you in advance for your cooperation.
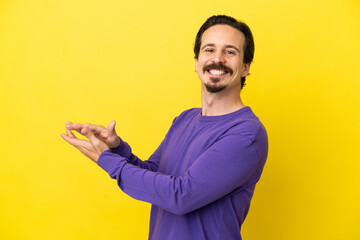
[61,127,110,163]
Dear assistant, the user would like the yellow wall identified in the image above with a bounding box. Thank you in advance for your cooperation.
[1,0,359,239]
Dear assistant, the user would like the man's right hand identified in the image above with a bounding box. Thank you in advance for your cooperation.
[66,120,121,149]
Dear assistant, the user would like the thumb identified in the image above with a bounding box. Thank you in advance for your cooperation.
[81,127,98,142]
[108,120,117,136]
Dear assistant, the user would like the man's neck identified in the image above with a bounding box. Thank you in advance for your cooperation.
[201,85,245,116]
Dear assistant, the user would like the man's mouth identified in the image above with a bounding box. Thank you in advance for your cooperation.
[208,69,227,76]
[203,63,233,77]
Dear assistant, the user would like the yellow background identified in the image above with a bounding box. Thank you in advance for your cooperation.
[1,0,359,239]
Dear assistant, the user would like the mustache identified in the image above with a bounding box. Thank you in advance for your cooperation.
[203,63,233,75]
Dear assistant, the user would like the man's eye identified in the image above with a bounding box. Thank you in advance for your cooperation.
[225,51,235,55]
[204,49,214,53]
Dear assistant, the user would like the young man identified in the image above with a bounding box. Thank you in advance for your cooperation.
[62,15,268,240]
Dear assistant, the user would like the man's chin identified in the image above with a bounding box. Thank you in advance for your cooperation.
[204,83,226,93]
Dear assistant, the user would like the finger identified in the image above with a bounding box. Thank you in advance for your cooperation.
[66,122,107,138]
[108,120,117,136]
[88,124,106,134]
[66,122,87,131]
[81,128,99,143]
[68,123,105,135]
[61,133,81,146]
[66,122,99,136]
[65,122,82,134]
[99,131,109,138]
[66,129,77,138]
[81,128,110,153]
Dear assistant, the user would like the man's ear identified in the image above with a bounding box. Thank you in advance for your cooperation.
[194,57,198,73]
[241,63,251,78]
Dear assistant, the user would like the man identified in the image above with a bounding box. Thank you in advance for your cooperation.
[62,15,268,240]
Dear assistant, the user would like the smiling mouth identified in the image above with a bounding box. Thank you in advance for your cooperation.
[207,69,228,76]
[203,63,233,77]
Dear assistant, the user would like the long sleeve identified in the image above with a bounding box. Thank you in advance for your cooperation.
[107,117,178,172]
[109,138,164,172]
[98,133,263,215]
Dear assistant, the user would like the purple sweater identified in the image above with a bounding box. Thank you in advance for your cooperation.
[98,107,268,240]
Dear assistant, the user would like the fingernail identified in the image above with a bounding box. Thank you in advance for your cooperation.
[82,129,89,134]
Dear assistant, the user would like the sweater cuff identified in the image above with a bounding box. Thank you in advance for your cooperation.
[98,150,128,179]
[110,138,132,158]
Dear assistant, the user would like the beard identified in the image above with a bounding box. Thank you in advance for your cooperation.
[202,62,233,93]
[204,77,227,93]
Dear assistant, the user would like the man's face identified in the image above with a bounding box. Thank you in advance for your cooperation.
[195,24,250,93]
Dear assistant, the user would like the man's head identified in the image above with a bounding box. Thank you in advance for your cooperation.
[194,15,254,91]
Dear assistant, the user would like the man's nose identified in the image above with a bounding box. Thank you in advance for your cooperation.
[212,51,226,63]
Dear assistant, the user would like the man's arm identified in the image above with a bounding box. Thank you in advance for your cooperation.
[110,138,163,172]
[63,121,162,171]
[98,133,264,215]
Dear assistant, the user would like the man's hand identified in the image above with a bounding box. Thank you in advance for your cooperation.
[61,127,110,163]
[65,121,120,149]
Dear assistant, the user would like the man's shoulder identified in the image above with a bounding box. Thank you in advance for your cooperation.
[179,108,202,117]
[173,108,201,122]
[222,107,267,143]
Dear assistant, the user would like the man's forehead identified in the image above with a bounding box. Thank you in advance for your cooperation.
[201,24,245,48]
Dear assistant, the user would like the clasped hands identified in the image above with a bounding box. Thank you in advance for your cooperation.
[61,121,120,163]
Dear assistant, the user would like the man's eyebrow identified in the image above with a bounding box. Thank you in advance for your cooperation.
[201,43,215,50]
[225,45,240,53]
[201,44,240,53]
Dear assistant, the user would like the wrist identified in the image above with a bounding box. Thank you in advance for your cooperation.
[110,137,121,149]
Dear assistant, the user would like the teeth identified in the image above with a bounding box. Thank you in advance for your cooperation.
[209,69,225,75]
